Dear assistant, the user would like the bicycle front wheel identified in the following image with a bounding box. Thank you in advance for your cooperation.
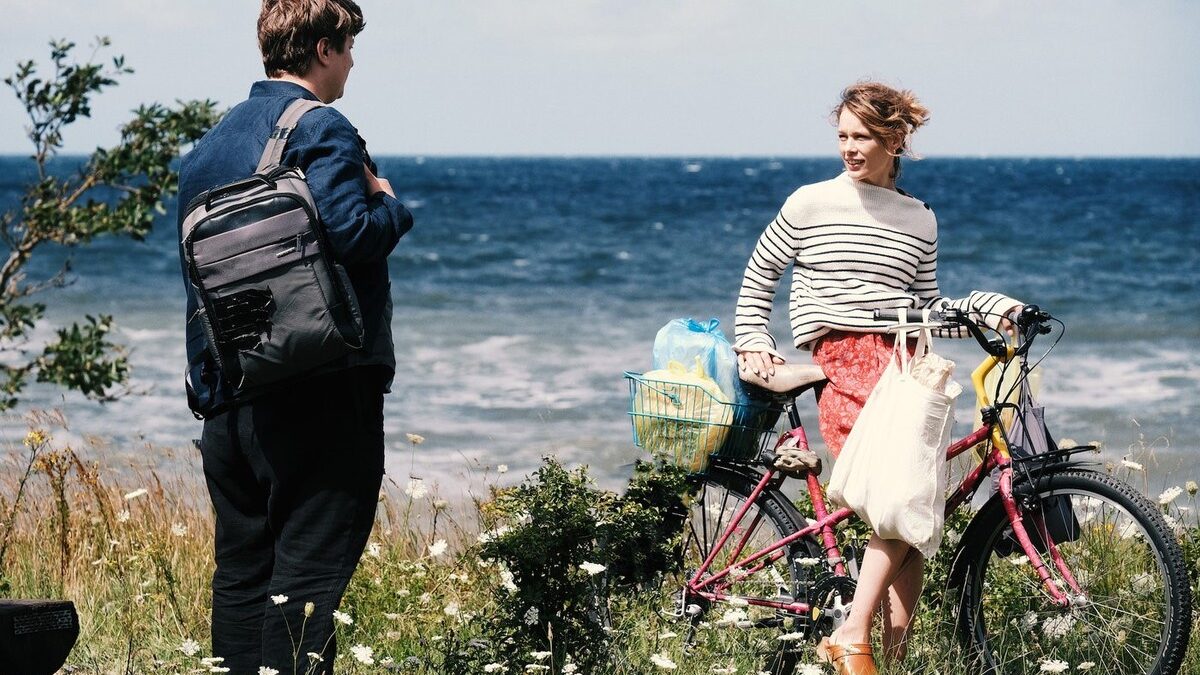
[957,468,1192,675]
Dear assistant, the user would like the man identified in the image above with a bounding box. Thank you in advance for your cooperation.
[176,1,412,671]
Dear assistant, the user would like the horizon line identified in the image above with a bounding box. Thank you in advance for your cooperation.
[3,152,1198,161]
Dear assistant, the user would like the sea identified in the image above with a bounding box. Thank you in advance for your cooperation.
[1,156,1197,498]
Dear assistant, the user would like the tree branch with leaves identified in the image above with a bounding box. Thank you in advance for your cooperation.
[0,37,221,410]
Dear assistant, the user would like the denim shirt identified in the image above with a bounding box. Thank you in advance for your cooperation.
[178,80,413,417]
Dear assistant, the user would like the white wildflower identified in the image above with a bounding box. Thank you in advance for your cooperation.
[1009,555,1030,566]
[530,651,552,661]
[796,666,824,675]
[715,608,749,626]
[1186,480,1198,496]
[258,668,279,675]
[116,509,131,523]
[1163,512,1185,537]
[1041,614,1075,639]
[562,664,578,674]
[793,557,821,567]
[1023,611,1038,628]
[1039,659,1068,673]
[650,653,678,669]
[1077,662,1095,671]
[428,539,448,557]
[171,522,188,537]
[524,666,550,673]
[1131,572,1156,593]
[711,666,737,674]
[499,566,518,592]
[658,631,677,639]
[1121,459,1144,472]
[579,561,606,576]
[406,433,425,445]
[270,594,288,605]
[444,602,460,616]
[484,664,507,673]
[727,596,749,607]
[304,602,314,617]
[1118,520,1143,540]
[776,632,805,641]
[350,644,374,665]
[179,639,201,656]
[332,610,353,625]
[367,542,381,558]
[1057,438,1077,449]
[123,488,148,501]
[523,606,539,625]
[1159,486,1184,505]
[209,668,230,673]
[201,657,225,665]
[497,464,509,474]
[405,478,428,500]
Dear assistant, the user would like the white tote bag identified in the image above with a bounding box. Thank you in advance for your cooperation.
[825,312,960,558]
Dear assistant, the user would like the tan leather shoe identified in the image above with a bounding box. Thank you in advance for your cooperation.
[816,636,879,675]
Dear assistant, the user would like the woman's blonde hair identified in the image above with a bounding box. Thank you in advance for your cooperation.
[832,82,930,180]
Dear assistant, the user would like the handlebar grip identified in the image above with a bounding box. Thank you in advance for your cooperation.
[872,308,952,324]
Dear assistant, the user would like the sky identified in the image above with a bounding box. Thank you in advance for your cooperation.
[1,0,1198,157]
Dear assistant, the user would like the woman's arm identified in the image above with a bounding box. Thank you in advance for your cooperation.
[913,245,1021,337]
[734,193,805,376]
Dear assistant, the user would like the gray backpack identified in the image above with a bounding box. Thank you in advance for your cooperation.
[181,99,363,399]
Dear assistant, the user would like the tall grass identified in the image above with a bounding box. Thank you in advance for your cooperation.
[1,416,1196,674]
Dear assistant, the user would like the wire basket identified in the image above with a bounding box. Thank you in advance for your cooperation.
[624,372,781,473]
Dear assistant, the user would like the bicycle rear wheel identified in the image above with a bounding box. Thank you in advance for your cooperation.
[675,462,822,625]
[957,469,1192,675]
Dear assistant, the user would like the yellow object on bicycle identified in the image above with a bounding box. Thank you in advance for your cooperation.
[632,358,734,472]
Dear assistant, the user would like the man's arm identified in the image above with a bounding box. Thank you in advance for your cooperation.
[298,112,413,266]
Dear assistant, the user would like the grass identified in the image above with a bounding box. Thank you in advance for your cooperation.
[1,416,1197,675]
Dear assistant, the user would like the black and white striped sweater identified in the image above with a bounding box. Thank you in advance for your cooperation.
[734,172,1019,355]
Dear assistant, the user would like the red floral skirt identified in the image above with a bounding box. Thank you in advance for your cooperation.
[811,331,914,458]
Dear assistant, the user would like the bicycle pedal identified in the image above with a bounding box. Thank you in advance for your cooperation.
[665,587,686,619]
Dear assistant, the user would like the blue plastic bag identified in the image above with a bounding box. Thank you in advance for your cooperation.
[652,318,749,405]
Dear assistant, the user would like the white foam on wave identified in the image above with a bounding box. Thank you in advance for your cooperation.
[1036,346,1198,412]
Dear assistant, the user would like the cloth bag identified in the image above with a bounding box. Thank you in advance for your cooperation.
[826,311,961,558]
[992,360,1081,554]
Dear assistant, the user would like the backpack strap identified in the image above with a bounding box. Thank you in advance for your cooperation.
[255,98,326,174]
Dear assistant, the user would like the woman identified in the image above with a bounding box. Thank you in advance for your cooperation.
[734,82,1020,674]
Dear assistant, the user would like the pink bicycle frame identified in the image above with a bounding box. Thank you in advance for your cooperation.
[685,420,1077,615]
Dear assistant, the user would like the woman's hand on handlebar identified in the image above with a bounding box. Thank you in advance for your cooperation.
[738,350,785,381]
[999,304,1023,337]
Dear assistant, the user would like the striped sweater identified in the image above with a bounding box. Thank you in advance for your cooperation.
[734,172,1019,355]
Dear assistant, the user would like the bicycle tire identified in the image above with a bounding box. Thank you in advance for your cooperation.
[957,468,1192,675]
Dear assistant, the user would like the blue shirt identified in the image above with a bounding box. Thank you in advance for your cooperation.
[178,80,412,417]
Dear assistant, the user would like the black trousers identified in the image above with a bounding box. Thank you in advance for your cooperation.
[200,367,386,674]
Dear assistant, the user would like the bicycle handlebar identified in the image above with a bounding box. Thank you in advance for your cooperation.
[872,305,1054,359]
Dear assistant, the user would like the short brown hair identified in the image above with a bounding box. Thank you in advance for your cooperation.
[258,0,366,77]
[833,82,930,180]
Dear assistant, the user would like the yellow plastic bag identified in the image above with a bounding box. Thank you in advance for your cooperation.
[632,358,733,472]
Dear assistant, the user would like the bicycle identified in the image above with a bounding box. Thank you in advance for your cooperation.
[625,306,1192,674]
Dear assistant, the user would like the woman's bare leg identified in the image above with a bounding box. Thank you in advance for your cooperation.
[880,550,925,663]
[830,534,912,645]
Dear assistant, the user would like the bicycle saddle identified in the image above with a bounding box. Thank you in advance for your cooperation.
[739,363,828,400]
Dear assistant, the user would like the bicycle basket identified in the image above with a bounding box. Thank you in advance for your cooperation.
[624,372,781,472]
